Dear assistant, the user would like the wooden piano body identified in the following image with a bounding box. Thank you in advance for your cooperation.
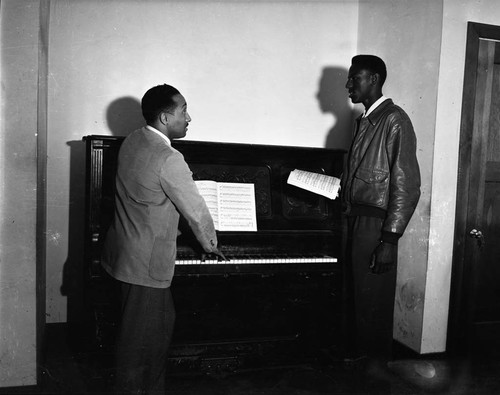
[83,135,345,374]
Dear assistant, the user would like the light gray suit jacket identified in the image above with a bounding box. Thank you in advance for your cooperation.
[102,127,218,288]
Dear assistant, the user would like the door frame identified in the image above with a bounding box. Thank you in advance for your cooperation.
[448,21,500,354]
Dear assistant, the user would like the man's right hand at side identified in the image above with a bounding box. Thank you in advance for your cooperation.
[369,241,397,274]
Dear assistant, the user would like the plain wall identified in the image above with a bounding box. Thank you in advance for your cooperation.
[45,0,359,323]
[0,0,39,387]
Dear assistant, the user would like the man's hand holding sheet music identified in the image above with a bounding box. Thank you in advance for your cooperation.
[287,169,340,200]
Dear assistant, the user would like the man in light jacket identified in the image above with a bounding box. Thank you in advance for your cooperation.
[102,84,225,395]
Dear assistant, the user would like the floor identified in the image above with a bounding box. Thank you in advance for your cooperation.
[1,324,499,395]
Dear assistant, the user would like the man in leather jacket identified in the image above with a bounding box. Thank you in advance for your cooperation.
[340,55,420,371]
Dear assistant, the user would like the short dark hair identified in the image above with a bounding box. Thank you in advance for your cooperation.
[141,84,181,124]
[351,55,387,86]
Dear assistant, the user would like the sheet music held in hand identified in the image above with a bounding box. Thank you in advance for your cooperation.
[195,181,257,231]
[287,169,340,200]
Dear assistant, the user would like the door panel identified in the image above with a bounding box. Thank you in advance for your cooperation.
[476,164,500,322]
[450,23,500,355]
[478,61,500,322]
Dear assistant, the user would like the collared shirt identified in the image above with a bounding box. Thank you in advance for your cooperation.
[146,125,171,146]
[363,95,389,118]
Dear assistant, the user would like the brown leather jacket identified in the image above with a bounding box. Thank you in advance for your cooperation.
[341,99,420,242]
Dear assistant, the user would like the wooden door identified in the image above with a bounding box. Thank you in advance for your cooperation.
[450,23,500,356]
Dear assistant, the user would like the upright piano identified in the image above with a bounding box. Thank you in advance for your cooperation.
[83,135,345,374]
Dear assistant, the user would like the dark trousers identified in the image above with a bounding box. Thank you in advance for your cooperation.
[342,215,397,361]
[114,282,176,395]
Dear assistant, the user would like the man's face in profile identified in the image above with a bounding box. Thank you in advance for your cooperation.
[166,94,191,140]
[346,66,374,105]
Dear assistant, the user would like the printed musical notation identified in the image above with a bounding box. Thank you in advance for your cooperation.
[287,169,340,200]
[195,181,257,231]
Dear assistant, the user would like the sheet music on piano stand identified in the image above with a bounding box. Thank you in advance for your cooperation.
[195,180,257,231]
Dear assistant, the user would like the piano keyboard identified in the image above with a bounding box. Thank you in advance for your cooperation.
[175,254,337,265]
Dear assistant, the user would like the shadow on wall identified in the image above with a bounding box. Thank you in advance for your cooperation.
[107,96,144,137]
[317,66,359,151]
[60,96,144,325]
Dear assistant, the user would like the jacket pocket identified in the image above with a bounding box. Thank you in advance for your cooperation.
[352,167,389,207]
[149,237,176,281]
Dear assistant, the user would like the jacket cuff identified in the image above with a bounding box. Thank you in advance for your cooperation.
[381,231,402,245]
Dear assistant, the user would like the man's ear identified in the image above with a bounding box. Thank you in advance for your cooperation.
[160,111,168,125]
[371,73,380,85]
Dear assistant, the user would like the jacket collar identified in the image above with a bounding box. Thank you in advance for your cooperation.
[357,98,393,126]
[145,125,171,147]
